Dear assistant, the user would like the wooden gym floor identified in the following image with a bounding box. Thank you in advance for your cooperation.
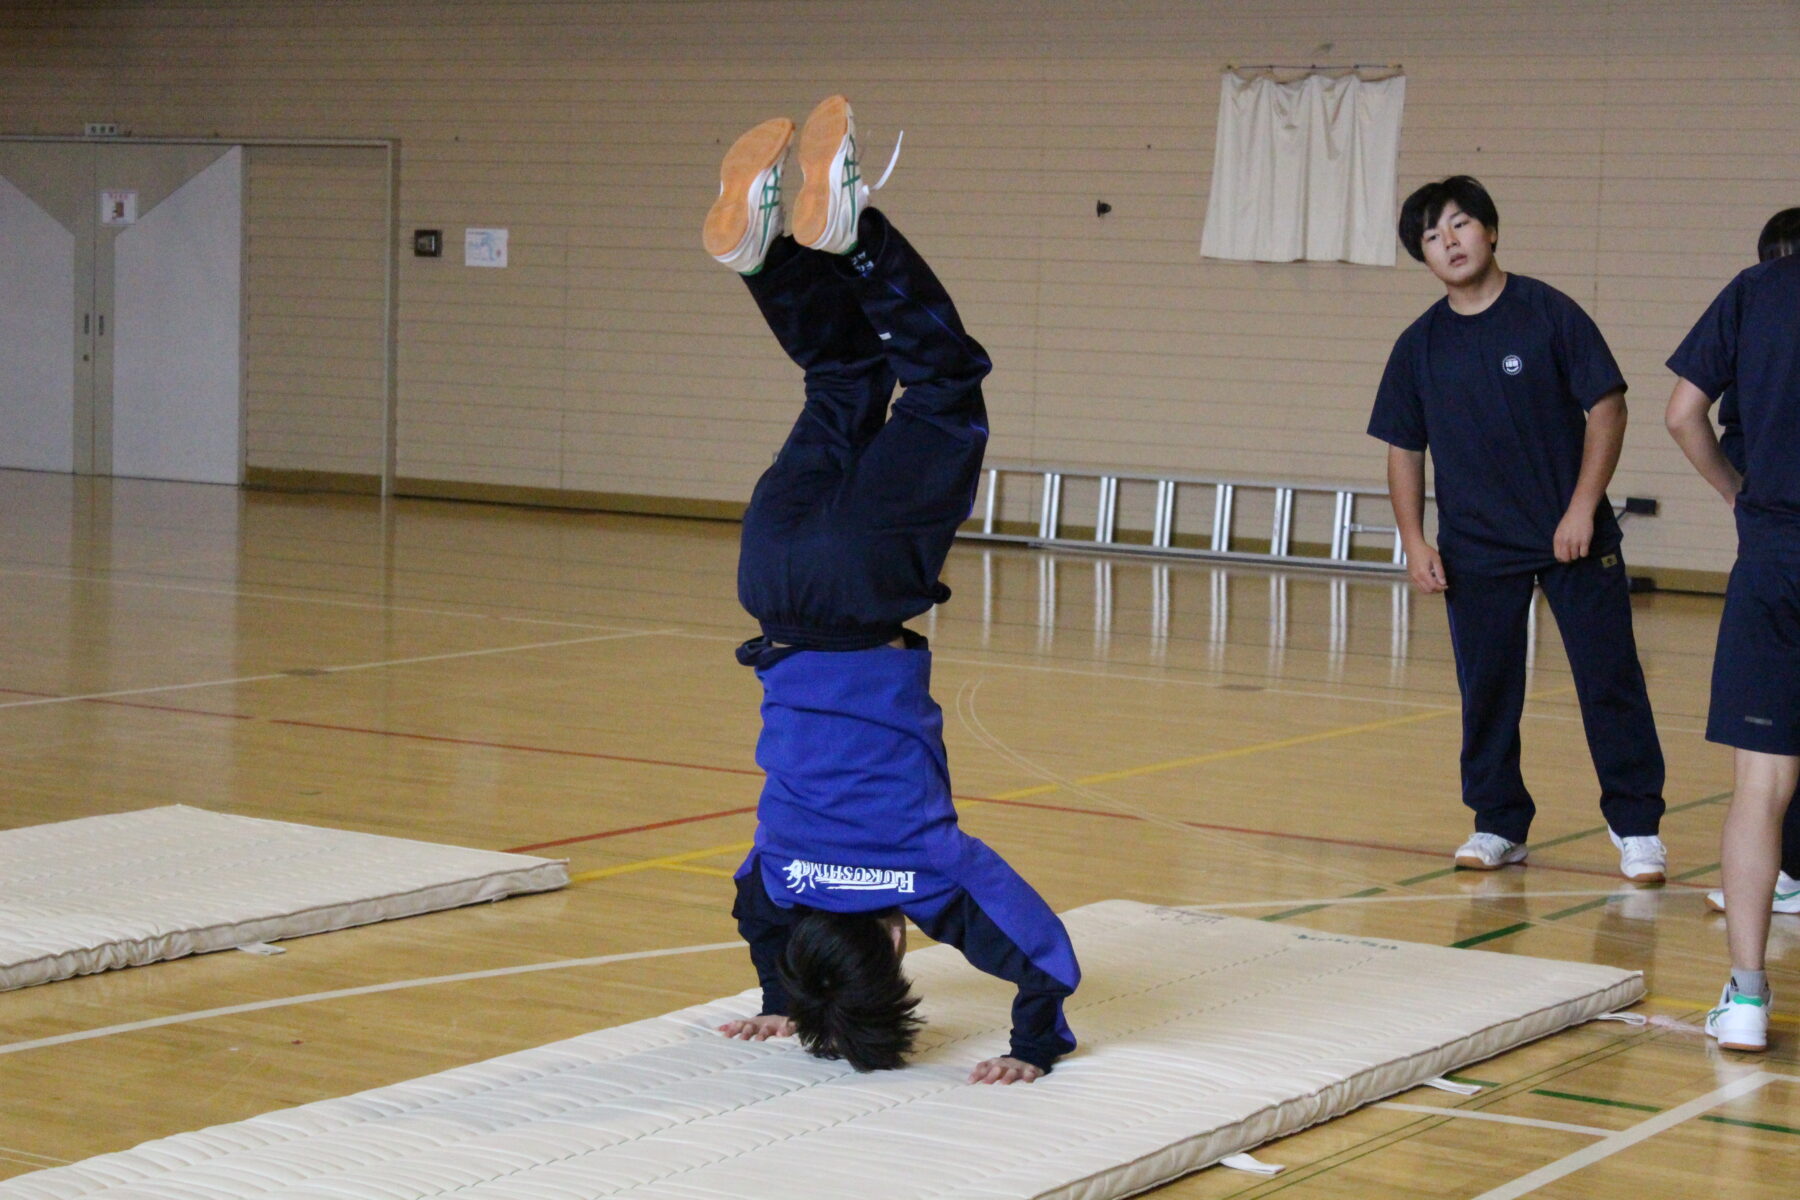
[0,467,1794,1197]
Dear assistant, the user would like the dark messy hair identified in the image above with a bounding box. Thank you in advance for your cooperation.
[1758,207,1800,262]
[779,908,922,1072]
[1398,175,1500,263]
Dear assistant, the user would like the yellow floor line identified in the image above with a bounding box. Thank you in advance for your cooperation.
[568,840,752,883]
[657,862,737,878]
[1644,992,1800,1027]
[574,686,1582,881]
[991,684,1577,800]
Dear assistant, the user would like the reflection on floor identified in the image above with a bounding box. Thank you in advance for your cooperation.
[0,470,1788,1200]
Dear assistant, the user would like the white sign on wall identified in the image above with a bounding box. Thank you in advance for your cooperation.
[465,227,509,268]
[100,189,138,226]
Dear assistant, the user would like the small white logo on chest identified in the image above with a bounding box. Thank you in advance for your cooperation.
[1501,354,1523,375]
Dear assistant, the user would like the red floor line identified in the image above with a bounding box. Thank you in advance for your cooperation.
[506,806,759,853]
[971,796,1705,887]
[49,704,1703,890]
[266,718,767,777]
[0,684,251,720]
[509,791,1039,853]
[87,698,253,720]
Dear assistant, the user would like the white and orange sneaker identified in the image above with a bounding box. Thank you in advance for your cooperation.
[704,116,795,274]
[1609,830,1667,884]
[1455,832,1528,870]
[792,95,902,256]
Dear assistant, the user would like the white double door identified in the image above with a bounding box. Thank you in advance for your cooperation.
[0,142,242,483]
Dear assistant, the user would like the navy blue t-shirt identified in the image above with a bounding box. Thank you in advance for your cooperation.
[1367,274,1627,575]
[1667,254,1800,562]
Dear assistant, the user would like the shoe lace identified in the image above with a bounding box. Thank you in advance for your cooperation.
[870,129,904,192]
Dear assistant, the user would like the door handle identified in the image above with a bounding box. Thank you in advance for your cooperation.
[83,313,90,334]
[98,314,105,336]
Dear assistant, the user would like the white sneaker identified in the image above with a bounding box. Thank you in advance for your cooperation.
[1455,832,1528,870]
[1705,982,1772,1052]
[1609,830,1667,883]
[703,116,795,274]
[792,94,902,255]
[1706,870,1800,914]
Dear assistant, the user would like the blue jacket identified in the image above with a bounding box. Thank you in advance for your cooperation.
[732,635,1080,1070]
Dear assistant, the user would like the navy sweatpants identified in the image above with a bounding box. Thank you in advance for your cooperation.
[1444,553,1665,843]
[737,208,990,650]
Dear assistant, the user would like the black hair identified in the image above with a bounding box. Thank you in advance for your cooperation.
[1757,207,1800,262]
[1397,175,1500,263]
[779,907,922,1072]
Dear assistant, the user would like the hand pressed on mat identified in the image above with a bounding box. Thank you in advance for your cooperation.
[968,1055,1043,1085]
[718,1014,796,1041]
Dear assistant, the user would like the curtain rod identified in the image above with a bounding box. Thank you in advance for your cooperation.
[1225,62,1401,72]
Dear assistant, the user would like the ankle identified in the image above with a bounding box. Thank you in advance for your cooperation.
[1730,968,1769,1000]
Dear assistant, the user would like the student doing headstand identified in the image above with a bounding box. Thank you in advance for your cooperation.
[702,96,1080,1084]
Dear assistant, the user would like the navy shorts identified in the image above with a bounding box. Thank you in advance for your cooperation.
[1707,559,1800,755]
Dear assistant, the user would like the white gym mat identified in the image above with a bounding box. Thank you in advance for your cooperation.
[0,899,1640,1199]
[0,805,568,991]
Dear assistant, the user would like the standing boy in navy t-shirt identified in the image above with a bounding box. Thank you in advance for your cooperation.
[1664,207,1800,1052]
[702,96,1080,1084]
[1367,176,1667,880]
[1699,209,1800,925]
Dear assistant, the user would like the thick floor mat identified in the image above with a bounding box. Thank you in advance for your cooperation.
[0,805,568,991]
[0,899,1640,1198]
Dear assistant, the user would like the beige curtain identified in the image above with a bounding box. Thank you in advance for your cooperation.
[1201,72,1406,266]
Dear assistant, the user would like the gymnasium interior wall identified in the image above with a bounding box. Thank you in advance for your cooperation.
[1,1,1796,584]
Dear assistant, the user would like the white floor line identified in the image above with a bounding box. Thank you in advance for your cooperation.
[3,567,1714,732]
[1376,1103,1611,1137]
[0,1146,69,1167]
[0,941,742,1057]
[1190,888,1668,912]
[659,628,1714,733]
[662,627,1718,731]
[0,628,674,711]
[660,628,1467,711]
[0,566,640,633]
[1468,1072,1779,1200]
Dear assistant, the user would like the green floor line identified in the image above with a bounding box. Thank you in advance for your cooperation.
[1218,1034,1667,1197]
[1530,1088,1661,1112]
[1397,867,1457,886]
[1531,824,1612,851]
[1451,921,1531,949]
[1261,885,1390,922]
[1529,792,1729,853]
[1699,1114,1800,1136]
[1675,791,1732,810]
[1391,791,1728,895]
[1444,1074,1500,1088]
[1672,861,1721,883]
[1542,896,1614,921]
[1261,904,1329,922]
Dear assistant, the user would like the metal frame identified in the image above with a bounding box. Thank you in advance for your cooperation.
[966,461,1432,576]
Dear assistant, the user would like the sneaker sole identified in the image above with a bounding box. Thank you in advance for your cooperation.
[703,118,794,259]
[1455,852,1527,870]
[1704,893,1800,914]
[792,94,851,249]
[1714,1037,1768,1052]
[1622,868,1666,884]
